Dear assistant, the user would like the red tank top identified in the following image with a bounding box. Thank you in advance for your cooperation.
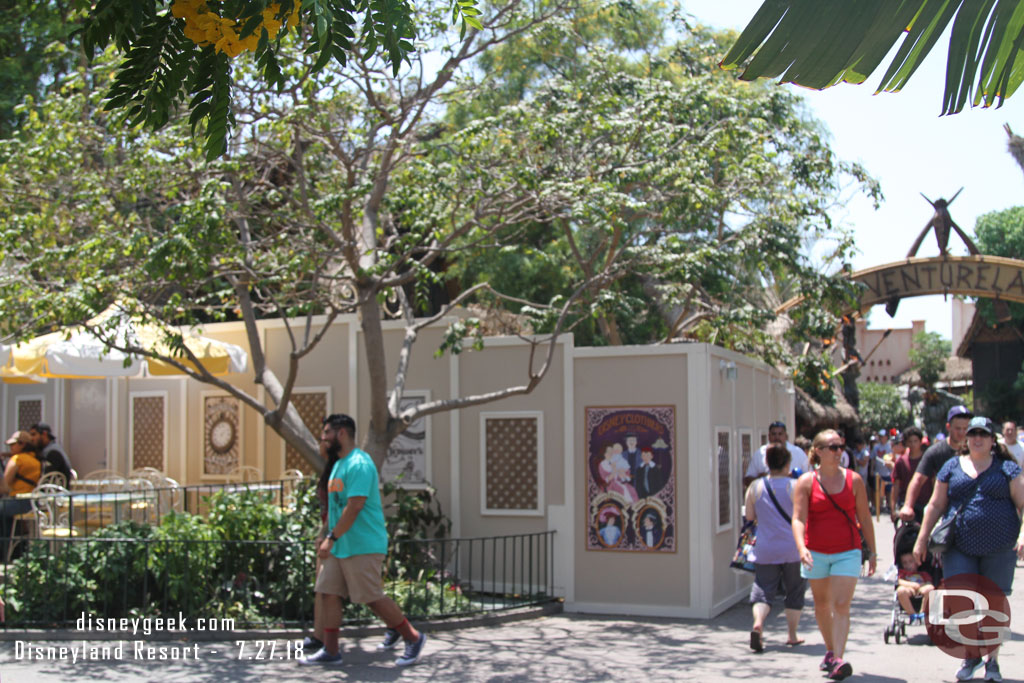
[806,468,860,553]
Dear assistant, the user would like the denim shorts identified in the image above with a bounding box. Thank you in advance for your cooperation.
[800,549,862,580]
[942,546,1016,595]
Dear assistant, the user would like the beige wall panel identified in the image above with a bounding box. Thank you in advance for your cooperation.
[572,353,690,609]
[173,327,260,483]
[4,383,53,432]
[455,342,565,539]
[117,378,184,480]
[734,364,756,427]
[65,379,107,475]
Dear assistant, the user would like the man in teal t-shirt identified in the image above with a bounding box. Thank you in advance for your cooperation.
[301,413,427,667]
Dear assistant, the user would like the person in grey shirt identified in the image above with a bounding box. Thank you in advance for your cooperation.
[28,422,72,483]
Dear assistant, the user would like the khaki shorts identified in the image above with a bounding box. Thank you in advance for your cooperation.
[314,553,386,604]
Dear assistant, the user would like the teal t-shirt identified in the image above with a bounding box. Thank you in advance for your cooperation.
[326,448,388,558]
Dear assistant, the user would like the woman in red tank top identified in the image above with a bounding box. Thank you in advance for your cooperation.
[792,429,877,681]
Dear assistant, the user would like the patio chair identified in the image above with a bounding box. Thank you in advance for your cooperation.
[281,469,307,509]
[37,471,67,488]
[154,477,183,518]
[124,477,156,524]
[78,469,128,492]
[31,483,77,549]
[8,484,76,561]
[227,466,262,483]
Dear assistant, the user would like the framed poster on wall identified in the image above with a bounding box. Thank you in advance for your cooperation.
[585,406,675,552]
[203,395,241,477]
[381,391,431,488]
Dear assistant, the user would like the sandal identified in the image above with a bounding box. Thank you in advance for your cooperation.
[785,638,804,647]
[749,630,764,653]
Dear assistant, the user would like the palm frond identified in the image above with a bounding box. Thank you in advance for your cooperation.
[720,0,1024,114]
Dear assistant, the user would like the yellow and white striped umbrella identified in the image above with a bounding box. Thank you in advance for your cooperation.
[0,307,247,380]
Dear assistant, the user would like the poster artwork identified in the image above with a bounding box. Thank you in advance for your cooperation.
[586,406,675,552]
[203,395,240,476]
[382,393,428,487]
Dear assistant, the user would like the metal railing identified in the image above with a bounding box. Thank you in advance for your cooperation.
[2,479,305,543]
[0,530,556,630]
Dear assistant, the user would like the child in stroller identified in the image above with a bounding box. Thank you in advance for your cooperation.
[884,520,941,644]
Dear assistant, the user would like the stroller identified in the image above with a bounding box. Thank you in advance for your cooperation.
[883,520,942,644]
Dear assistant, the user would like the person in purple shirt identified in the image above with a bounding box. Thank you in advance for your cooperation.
[743,444,807,653]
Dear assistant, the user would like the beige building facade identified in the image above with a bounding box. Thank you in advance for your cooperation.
[856,318,926,384]
[1,315,794,618]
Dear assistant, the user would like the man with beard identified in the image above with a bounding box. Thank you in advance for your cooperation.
[301,414,426,667]
[898,406,972,522]
[28,423,72,484]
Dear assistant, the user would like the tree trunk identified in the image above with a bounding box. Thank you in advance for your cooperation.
[259,366,323,471]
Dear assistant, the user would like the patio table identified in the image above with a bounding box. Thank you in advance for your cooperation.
[17,489,157,534]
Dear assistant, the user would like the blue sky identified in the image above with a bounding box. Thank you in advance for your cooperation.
[686,1,1024,340]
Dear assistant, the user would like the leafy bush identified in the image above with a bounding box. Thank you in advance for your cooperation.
[0,480,464,627]
[382,482,451,581]
[858,382,910,433]
[793,352,837,406]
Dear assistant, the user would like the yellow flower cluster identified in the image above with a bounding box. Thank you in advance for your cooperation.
[171,0,300,57]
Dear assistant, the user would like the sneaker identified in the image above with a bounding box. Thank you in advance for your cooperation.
[299,648,342,666]
[957,657,984,681]
[302,635,323,653]
[395,632,426,667]
[819,651,835,671]
[985,659,1002,682]
[828,658,853,681]
[377,628,401,651]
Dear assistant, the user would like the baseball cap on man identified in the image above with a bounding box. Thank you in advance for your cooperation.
[946,405,972,422]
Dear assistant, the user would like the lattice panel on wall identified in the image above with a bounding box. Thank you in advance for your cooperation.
[17,400,42,431]
[740,433,752,486]
[284,392,326,475]
[717,431,731,527]
[484,417,538,511]
[132,396,165,471]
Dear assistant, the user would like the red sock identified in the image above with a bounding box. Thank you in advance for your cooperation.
[324,627,340,655]
[389,618,419,642]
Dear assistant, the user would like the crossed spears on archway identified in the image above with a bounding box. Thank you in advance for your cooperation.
[887,188,980,316]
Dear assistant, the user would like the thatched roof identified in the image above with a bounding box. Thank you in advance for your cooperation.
[896,356,973,385]
[794,385,859,438]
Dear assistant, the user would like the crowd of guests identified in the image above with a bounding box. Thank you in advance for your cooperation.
[742,408,1024,682]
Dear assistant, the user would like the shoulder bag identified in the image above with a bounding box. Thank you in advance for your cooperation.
[816,473,871,563]
[730,519,756,573]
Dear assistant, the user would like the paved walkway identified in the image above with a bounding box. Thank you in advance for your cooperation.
[1,521,1022,682]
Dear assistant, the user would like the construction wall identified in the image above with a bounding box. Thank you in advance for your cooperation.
[0,316,794,618]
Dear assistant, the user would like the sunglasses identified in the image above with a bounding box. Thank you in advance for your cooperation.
[966,430,991,437]
[821,444,844,451]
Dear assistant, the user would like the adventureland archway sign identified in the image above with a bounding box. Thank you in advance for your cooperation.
[851,254,1024,310]
[775,254,1024,316]
[778,192,1024,314]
